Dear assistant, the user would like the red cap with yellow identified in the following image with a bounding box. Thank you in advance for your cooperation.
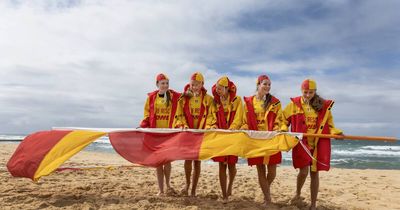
[301,79,317,90]
[257,75,270,84]
[190,72,204,82]
[156,73,169,82]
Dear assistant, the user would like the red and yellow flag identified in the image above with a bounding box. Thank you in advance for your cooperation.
[7,128,299,181]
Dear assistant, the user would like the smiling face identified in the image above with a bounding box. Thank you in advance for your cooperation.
[156,79,169,94]
[215,84,228,97]
[189,80,203,95]
[257,79,271,96]
[302,89,316,102]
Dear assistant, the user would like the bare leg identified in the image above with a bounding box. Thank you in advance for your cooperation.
[191,160,201,196]
[156,166,164,195]
[163,163,173,191]
[295,166,309,198]
[256,164,271,204]
[183,160,192,195]
[267,164,277,185]
[227,163,237,197]
[218,162,228,202]
[310,171,319,210]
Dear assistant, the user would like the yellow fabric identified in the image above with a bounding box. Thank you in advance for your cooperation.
[209,95,243,129]
[301,98,318,148]
[241,96,283,164]
[173,93,214,129]
[253,97,267,130]
[308,79,317,90]
[217,76,229,87]
[199,132,298,160]
[33,130,106,181]
[142,97,150,122]
[192,72,204,82]
[155,94,172,128]
[280,101,303,132]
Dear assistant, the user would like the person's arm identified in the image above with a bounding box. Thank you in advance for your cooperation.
[140,97,150,128]
[272,102,282,131]
[240,100,249,130]
[279,102,293,132]
[327,113,343,135]
[229,97,243,130]
[205,101,217,129]
[172,98,188,128]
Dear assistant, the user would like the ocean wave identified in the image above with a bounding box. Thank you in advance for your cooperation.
[360,146,400,151]
[93,136,110,144]
[0,135,25,141]
[333,149,400,157]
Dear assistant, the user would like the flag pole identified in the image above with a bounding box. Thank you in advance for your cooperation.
[303,133,397,142]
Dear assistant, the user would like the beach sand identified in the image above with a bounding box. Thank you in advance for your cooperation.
[1,143,399,210]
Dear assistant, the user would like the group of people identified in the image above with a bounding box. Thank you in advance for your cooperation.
[139,72,343,209]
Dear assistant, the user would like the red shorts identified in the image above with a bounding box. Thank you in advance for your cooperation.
[212,155,238,164]
[247,152,282,166]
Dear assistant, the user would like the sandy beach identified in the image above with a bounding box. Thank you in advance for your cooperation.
[1,143,399,210]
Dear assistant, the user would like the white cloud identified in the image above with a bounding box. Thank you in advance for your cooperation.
[0,0,399,138]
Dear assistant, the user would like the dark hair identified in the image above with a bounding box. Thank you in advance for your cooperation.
[262,93,272,110]
[166,91,171,107]
[310,93,324,112]
[255,85,273,110]
[157,80,171,107]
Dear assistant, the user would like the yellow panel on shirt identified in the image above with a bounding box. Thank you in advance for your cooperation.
[190,94,202,129]
[155,94,172,128]
[253,97,267,131]
[220,95,230,113]
[301,98,318,148]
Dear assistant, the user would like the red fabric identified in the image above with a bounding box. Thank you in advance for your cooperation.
[6,130,71,180]
[156,73,168,82]
[290,96,332,171]
[141,89,180,128]
[257,75,270,84]
[109,131,204,167]
[182,84,207,129]
[212,156,238,164]
[244,95,282,166]
[301,80,310,90]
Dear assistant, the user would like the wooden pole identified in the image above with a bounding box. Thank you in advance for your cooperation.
[303,133,397,142]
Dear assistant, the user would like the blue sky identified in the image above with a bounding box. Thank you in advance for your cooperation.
[0,0,399,138]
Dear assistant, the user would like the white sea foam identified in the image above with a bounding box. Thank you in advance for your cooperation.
[0,135,25,141]
[360,146,400,151]
[333,149,400,157]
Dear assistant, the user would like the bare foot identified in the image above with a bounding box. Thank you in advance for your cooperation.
[190,190,196,197]
[180,188,189,196]
[263,198,272,206]
[290,195,306,206]
[157,191,165,196]
[166,187,176,196]
[310,205,317,210]
[221,197,228,204]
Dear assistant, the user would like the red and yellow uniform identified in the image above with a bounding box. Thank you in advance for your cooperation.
[281,96,342,171]
[242,95,282,165]
[140,89,180,128]
[173,84,214,129]
[209,77,243,164]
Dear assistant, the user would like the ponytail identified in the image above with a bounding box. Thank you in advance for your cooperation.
[310,94,324,112]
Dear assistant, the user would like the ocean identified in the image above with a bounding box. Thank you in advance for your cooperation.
[2,134,399,170]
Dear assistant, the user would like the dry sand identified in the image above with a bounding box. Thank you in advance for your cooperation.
[1,143,399,210]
